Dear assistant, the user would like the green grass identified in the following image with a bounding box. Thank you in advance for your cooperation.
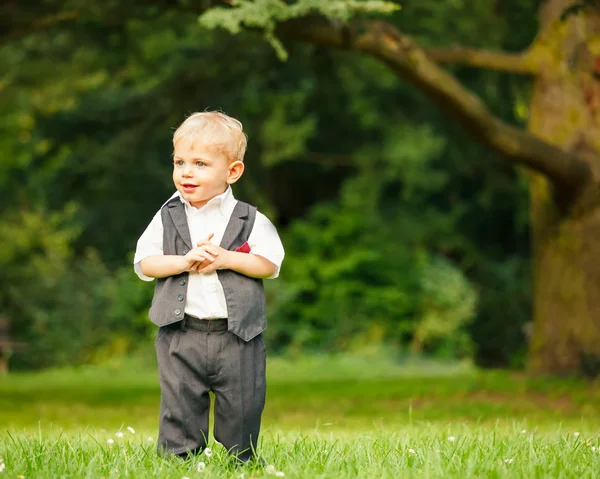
[1,354,599,477]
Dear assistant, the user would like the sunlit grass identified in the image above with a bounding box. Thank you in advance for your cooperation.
[1,353,599,477]
[2,425,599,478]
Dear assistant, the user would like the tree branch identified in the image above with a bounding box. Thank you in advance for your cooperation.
[424,45,537,75]
[277,17,591,191]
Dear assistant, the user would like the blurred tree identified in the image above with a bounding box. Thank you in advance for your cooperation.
[2,0,586,374]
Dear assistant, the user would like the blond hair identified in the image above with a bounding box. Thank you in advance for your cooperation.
[173,111,247,162]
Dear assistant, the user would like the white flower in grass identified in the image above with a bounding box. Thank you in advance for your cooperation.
[0,463,5,473]
[574,432,580,437]
[504,458,514,464]
[591,446,597,452]
[266,465,276,474]
[196,462,206,472]
[146,436,154,442]
[408,448,417,455]
[107,438,115,444]
[203,447,212,458]
[447,436,456,442]
[275,472,285,478]
[182,477,191,479]
[520,429,527,434]
[126,426,135,434]
[115,431,124,438]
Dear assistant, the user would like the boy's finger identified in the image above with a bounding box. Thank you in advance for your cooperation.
[201,246,220,256]
[199,263,216,274]
[197,232,215,246]
[196,260,210,270]
[194,245,219,257]
[186,262,197,271]
[196,241,219,252]
[194,249,215,260]
[200,252,216,262]
[189,254,206,264]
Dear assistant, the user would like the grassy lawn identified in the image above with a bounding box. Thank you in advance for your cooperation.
[1,354,599,477]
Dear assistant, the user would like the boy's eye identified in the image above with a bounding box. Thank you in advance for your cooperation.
[175,160,184,167]
[196,161,205,167]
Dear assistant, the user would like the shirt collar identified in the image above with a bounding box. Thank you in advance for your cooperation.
[165,186,236,217]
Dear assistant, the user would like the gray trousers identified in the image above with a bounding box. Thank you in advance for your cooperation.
[155,316,266,461]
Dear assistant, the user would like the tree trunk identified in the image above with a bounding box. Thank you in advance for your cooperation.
[527,0,600,376]
[0,353,7,375]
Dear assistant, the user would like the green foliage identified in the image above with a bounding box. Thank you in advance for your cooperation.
[199,0,399,59]
[0,206,153,368]
[267,122,476,357]
[200,0,399,32]
[260,92,317,166]
[414,256,477,356]
[0,0,536,369]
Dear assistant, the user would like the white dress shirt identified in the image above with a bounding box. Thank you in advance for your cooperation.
[133,187,285,319]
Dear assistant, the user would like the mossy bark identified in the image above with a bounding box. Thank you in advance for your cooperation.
[527,0,600,375]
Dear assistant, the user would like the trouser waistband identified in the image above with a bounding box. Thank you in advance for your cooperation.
[181,314,228,332]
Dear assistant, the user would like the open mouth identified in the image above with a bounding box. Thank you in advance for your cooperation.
[182,184,198,192]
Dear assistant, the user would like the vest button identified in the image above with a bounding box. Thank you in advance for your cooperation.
[182,249,189,254]
[174,309,181,315]
[180,278,186,286]
[177,295,185,301]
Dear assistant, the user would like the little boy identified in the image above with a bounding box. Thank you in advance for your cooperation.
[133,111,284,462]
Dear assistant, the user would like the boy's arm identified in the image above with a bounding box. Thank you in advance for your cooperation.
[192,247,277,278]
[140,247,213,279]
[133,210,164,282]
[224,252,278,279]
[245,211,285,279]
[139,255,188,278]
[134,201,209,280]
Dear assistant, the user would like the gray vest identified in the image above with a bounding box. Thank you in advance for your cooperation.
[148,197,267,341]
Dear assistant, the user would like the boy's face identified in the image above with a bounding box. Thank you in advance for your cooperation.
[172,140,243,209]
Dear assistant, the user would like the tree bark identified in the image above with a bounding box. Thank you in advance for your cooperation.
[424,45,537,74]
[0,354,7,375]
[526,0,600,376]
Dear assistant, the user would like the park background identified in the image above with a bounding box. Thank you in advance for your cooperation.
[1,1,600,477]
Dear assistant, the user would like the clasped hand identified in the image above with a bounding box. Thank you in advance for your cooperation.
[183,233,230,274]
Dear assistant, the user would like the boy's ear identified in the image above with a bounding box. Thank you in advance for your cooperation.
[227,160,245,184]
